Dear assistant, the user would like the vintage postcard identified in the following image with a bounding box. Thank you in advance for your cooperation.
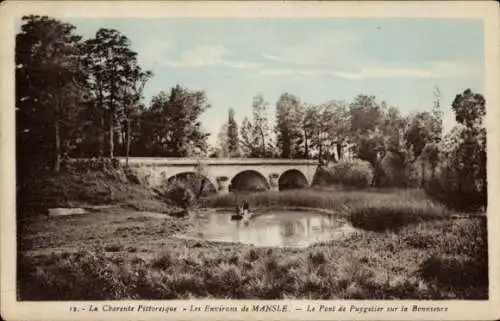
[1,1,499,320]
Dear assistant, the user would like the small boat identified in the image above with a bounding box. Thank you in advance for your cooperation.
[231,214,244,221]
[232,210,255,221]
[231,205,244,220]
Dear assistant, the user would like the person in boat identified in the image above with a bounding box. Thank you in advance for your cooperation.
[232,203,244,220]
[241,201,250,216]
[231,201,252,221]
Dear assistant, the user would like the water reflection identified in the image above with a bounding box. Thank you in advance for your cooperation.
[176,210,357,248]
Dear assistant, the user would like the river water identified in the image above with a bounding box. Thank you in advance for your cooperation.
[175,210,358,248]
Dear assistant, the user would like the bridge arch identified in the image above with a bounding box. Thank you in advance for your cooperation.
[166,172,217,196]
[278,169,309,191]
[229,170,270,193]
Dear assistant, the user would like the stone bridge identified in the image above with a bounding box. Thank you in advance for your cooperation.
[119,157,319,194]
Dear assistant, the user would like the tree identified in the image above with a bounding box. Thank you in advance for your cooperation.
[404,112,435,185]
[16,15,87,172]
[82,28,141,158]
[239,94,272,158]
[450,89,487,192]
[329,101,351,161]
[275,93,304,158]
[251,94,271,157]
[349,95,383,134]
[122,68,153,165]
[227,108,240,157]
[421,88,486,211]
[214,122,229,158]
[404,87,444,185]
[379,106,410,186]
[421,86,444,179]
[240,116,259,157]
[452,88,486,129]
[302,104,318,160]
[404,112,433,162]
[308,100,351,163]
[135,85,211,157]
[348,95,387,185]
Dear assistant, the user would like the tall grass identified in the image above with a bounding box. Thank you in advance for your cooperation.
[204,190,354,212]
[348,200,449,232]
[205,188,426,209]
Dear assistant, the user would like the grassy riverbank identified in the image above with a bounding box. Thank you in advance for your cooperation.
[17,167,171,216]
[17,188,487,300]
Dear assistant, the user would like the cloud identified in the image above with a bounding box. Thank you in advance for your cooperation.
[261,31,364,68]
[136,40,176,68]
[257,61,481,80]
[167,45,229,67]
[222,60,261,69]
[140,43,261,69]
[258,27,481,81]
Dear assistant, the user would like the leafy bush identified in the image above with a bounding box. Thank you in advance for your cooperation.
[165,184,195,210]
[425,171,486,212]
[380,152,410,188]
[328,160,374,188]
[425,123,487,212]
[419,253,488,298]
[104,244,124,252]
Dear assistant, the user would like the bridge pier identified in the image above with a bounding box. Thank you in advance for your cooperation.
[216,176,230,194]
[269,173,279,192]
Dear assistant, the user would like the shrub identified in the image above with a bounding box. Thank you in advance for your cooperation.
[426,124,487,212]
[308,251,327,266]
[165,184,195,210]
[104,244,124,252]
[328,160,374,188]
[381,152,410,188]
[151,252,173,270]
[243,248,260,262]
[311,166,332,186]
[419,254,488,298]
[424,171,486,212]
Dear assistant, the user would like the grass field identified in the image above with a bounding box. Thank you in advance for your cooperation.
[17,187,488,300]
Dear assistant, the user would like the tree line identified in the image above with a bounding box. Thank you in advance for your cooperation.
[210,86,485,192]
[16,15,211,174]
[16,15,487,198]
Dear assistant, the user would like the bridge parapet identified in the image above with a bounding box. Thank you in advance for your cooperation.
[117,157,318,167]
[114,157,319,193]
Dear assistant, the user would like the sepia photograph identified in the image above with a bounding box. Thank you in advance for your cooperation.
[1,1,499,321]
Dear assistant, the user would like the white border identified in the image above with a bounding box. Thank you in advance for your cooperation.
[1,1,499,321]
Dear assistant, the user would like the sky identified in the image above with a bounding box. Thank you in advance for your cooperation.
[18,18,485,146]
